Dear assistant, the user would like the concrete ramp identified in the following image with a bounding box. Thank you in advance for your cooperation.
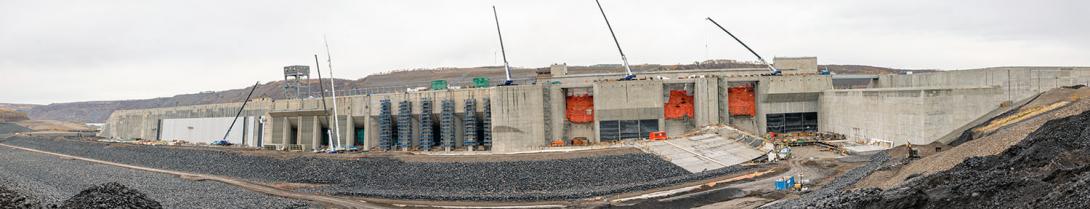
[642,128,768,173]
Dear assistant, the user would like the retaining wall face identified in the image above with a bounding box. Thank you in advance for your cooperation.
[593,80,666,141]
[876,67,1090,102]
[756,76,833,133]
[101,101,272,140]
[820,86,1003,145]
[489,85,546,153]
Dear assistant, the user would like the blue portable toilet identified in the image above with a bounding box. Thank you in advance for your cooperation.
[774,179,786,191]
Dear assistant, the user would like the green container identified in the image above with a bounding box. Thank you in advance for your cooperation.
[431,80,448,90]
[472,77,490,88]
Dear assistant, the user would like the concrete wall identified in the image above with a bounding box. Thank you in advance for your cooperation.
[876,67,1090,103]
[693,77,720,127]
[101,99,273,140]
[489,85,546,152]
[756,76,833,133]
[821,86,1004,145]
[773,57,818,74]
[594,80,665,140]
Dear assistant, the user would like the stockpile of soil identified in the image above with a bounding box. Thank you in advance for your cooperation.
[59,182,162,209]
[793,109,1090,209]
[0,185,40,209]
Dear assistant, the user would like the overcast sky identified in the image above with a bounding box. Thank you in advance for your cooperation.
[2,0,1087,104]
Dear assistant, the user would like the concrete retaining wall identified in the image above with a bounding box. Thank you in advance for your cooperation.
[821,86,1004,145]
[489,85,547,152]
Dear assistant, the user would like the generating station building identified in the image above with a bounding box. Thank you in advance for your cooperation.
[100,57,1090,153]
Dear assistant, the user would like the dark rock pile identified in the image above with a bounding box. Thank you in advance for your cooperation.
[58,182,162,209]
[0,185,40,209]
[1,182,163,209]
[771,109,1090,209]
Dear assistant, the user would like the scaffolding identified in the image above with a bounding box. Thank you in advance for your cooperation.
[463,98,478,148]
[440,100,456,149]
[418,99,435,151]
[482,97,492,146]
[397,100,413,150]
[378,99,393,150]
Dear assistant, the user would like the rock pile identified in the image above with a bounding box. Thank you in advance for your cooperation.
[59,182,163,209]
[772,109,1090,209]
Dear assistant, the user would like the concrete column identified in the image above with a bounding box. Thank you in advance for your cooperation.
[345,115,354,148]
[281,117,290,146]
[310,116,320,151]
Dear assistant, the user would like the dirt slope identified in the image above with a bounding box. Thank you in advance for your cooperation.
[854,87,1090,189]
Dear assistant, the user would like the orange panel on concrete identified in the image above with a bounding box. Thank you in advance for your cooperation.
[665,90,694,119]
[566,95,594,123]
[728,85,756,116]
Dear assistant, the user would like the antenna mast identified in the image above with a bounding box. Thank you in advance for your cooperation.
[705,17,780,75]
[492,6,514,85]
[594,0,636,80]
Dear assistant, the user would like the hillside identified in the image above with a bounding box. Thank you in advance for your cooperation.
[17,62,923,123]
[0,108,30,122]
[23,79,363,123]
[0,103,38,112]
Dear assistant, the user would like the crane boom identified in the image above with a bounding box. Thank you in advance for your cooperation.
[492,6,513,85]
[595,0,636,80]
[706,17,780,75]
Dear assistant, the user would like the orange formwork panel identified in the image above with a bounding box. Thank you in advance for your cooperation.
[729,85,756,116]
[664,90,694,120]
[566,95,594,123]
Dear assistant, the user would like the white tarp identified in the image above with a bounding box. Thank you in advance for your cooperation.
[160,117,251,145]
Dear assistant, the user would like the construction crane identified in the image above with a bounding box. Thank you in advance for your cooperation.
[492,5,514,85]
[705,17,781,75]
[216,81,260,146]
[594,0,636,80]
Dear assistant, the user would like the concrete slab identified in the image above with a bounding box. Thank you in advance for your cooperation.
[642,129,768,173]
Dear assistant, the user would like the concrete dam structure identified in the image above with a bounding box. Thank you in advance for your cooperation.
[100,58,1090,153]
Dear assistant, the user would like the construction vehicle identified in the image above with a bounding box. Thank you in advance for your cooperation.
[706,17,781,76]
[645,131,662,141]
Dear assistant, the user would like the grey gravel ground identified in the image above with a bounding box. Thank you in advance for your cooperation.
[2,137,762,201]
[0,146,311,209]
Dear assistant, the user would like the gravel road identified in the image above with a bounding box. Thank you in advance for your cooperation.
[2,137,761,201]
[0,145,311,209]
